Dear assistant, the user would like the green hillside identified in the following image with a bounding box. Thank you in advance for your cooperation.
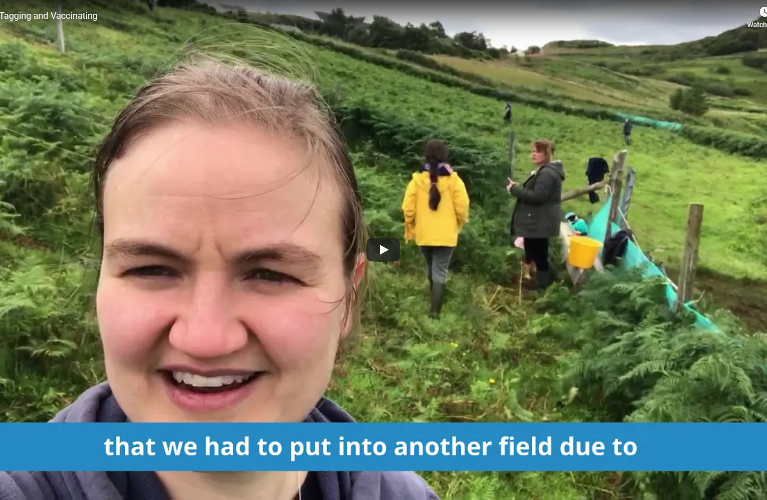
[236,6,767,137]
[431,48,767,131]
[2,2,767,499]
[544,17,767,59]
[231,12,767,163]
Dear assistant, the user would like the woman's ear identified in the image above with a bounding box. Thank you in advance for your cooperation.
[352,252,366,289]
[340,253,367,340]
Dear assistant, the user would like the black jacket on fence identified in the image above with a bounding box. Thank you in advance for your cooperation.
[508,160,565,239]
[585,157,610,184]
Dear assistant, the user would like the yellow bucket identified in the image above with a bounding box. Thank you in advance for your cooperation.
[568,235,603,269]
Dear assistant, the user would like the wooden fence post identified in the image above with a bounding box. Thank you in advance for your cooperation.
[603,150,627,249]
[55,0,65,53]
[676,203,704,310]
[508,132,515,178]
[619,167,636,230]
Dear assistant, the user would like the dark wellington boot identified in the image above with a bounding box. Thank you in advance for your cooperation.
[429,282,447,319]
[534,269,553,292]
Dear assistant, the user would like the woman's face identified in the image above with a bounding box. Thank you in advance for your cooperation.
[97,120,360,423]
[530,147,547,166]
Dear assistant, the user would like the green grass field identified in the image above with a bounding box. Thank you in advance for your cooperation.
[431,45,767,136]
[2,2,767,498]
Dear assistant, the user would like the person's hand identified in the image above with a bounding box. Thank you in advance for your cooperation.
[506,177,517,192]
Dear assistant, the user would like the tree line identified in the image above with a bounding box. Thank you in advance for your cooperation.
[248,8,519,60]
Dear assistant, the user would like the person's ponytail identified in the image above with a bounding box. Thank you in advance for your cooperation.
[428,160,441,211]
[424,139,448,211]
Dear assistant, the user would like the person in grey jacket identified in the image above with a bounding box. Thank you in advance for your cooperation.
[623,119,633,145]
[507,138,565,291]
[0,60,438,500]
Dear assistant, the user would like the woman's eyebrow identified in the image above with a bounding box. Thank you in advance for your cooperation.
[103,238,323,266]
[236,245,323,267]
[104,239,187,262]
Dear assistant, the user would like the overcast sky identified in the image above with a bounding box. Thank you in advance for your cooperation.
[204,1,766,50]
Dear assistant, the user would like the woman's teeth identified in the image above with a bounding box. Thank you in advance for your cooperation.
[171,371,255,388]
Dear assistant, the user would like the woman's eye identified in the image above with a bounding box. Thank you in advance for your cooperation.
[245,269,300,285]
[124,266,177,278]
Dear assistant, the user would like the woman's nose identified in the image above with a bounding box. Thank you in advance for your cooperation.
[167,275,249,359]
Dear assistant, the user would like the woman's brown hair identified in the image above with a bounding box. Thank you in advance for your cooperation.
[532,138,554,164]
[424,139,447,210]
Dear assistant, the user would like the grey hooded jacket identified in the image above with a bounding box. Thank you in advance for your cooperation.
[509,160,566,239]
[0,383,439,500]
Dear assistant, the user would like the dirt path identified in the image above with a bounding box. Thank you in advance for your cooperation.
[665,266,767,333]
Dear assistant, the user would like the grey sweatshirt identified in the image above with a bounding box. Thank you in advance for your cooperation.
[0,383,439,500]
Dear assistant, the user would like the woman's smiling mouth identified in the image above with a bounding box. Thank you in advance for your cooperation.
[160,367,265,412]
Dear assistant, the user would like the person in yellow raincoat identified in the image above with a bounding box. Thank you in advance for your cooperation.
[402,140,470,318]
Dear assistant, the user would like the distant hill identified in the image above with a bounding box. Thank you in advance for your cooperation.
[546,19,767,61]
[669,18,767,58]
[543,40,615,51]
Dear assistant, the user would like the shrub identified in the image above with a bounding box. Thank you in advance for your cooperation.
[741,52,767,72]
[666,72,697,86]
[681,125,767,159]
[669,86,709,116]
[703,82,734,97]
[535,269,767,500]
[621,64,665,76]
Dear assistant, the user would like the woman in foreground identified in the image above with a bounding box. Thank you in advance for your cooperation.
[0,60,438,499]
